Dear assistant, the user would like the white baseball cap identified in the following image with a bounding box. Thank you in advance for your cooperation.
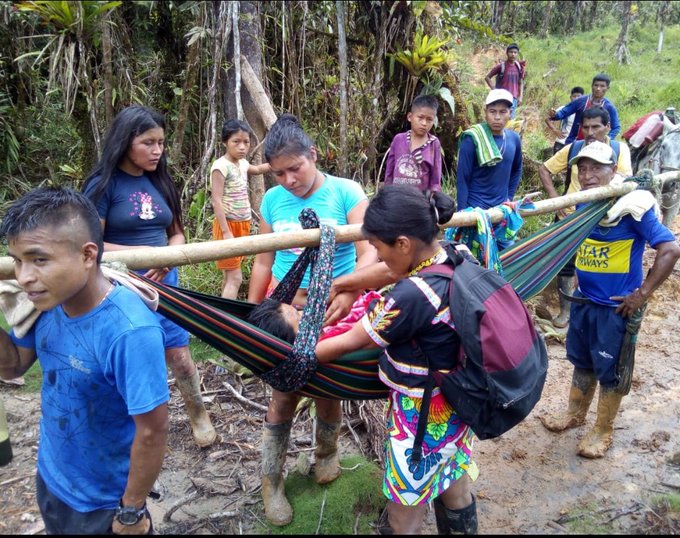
[568,140,616,166]
[485,89,514,107]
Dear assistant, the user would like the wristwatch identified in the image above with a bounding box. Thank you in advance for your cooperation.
[115,500,147,526]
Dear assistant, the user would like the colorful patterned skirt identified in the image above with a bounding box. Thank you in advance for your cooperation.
[383,389,478,506]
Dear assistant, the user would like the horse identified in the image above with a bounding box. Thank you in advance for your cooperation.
[634,125,680,228]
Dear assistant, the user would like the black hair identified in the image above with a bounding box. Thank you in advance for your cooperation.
[592,73,611,87]
[1,187,104,263]
[81,105,184,235]
[506,43,519,52]
[362,185,456,245]
[221,119,253,143]
[571,86,585,95]
[411,94,439,113]
[247,298,297,344]
[582,106,610,126]
[264,113,314,162]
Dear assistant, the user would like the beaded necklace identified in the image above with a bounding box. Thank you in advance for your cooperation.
[408,247,445,276]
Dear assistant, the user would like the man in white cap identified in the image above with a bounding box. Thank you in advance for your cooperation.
[540,141,680,458]
[456,88,523,249]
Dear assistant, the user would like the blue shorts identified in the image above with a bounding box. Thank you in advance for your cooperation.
[135,267,189,349]
[566,296,626,388]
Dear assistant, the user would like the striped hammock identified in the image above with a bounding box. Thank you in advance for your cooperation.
[131,198,614,401]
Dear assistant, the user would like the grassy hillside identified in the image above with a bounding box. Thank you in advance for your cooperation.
[455,22,680,161]
[523,23,680,130]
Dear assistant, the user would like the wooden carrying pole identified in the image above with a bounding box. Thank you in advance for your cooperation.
[1,175,677,281]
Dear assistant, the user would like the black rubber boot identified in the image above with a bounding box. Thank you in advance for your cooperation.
[433,495,478,535]
[375,507,393,535]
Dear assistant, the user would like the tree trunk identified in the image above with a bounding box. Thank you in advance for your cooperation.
[614,0,632,64]
[170,7,203,166]
[507,0,517,33]
[240,56,277,128]
[657,0,671,53]
[193,2,231,195]
[363,1,390,186]
[101,12,114,126]
[584,0,598,31]
[335,1,349,177]
[573,0,584,32]
[232,2,244,121]
[442,70,471,175]
[233,0,270,214]
[540,1,553,38]
[491,0,506,34]
[73,95,98,178]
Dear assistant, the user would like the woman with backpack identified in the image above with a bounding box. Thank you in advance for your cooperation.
[315,184,479,535]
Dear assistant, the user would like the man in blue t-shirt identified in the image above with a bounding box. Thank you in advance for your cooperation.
[539,142,680,459]
[548,73,621,144]
[0,188,169,535]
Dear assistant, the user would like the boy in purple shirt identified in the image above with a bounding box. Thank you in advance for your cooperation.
[384,94,442,194]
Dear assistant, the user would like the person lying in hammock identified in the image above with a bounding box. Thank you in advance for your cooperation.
[247,291,382,344]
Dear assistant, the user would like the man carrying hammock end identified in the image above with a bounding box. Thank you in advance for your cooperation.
[540,141,680,458]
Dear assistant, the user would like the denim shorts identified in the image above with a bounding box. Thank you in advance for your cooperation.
[566,297,626,388]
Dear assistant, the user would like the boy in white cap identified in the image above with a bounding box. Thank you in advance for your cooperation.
[456,88,523,249]
[540,141,680,458]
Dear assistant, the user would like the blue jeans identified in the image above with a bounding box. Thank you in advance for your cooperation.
[511,97,518,119]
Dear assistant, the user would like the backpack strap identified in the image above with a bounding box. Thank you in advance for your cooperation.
[410,341,434,465]
[410,254,459,464]
[564,140,585,195]
[497,60,523,87]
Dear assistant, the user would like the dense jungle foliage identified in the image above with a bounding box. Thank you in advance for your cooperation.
[1,0,679,247]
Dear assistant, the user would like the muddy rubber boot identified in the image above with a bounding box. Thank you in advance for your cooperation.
[314,418,341,484]
[175,370,217,448]
[578,388,623,459]
[262,420,293,526]
[433,495,478,535]
[552,276,575,328]
[540,368,596,432]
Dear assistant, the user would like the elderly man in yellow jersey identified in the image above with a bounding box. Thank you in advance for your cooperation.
[538,106,632,328]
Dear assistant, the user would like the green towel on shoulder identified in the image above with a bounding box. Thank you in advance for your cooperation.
[461,123,502,167]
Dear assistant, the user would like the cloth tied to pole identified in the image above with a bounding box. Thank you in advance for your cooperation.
[616,303,647,395]
[260,208,336,392]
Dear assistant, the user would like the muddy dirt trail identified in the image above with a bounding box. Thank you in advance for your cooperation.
[1,221,679,535]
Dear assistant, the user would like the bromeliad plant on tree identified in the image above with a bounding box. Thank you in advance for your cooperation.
[391,32,448,111]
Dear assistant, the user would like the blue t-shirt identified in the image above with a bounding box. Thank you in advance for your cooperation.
[575,209,675,306]
[83,170,173,247]
[456,129,523,211]
[553,94,621,143]
[11,285,169,512]
[260,174,367,288]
